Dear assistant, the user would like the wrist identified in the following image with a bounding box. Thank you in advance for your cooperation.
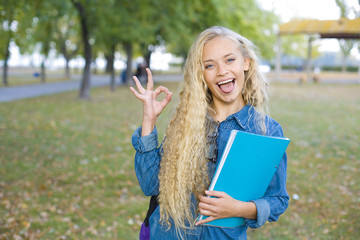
[234,200,257,219]
[141,121,155,136]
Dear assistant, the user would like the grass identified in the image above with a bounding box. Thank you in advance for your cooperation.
[1,75,72,87]
[0,68,75,88]
[0,67,183,88]
[0,81,359,239]
[248,83,360,239]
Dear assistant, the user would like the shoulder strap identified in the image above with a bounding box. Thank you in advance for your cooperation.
[144,195,159,227]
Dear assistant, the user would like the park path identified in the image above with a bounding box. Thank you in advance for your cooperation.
[0,74,183,103]
[1,72,359,103]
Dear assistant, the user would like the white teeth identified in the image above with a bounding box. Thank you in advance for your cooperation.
[218,79,233,85]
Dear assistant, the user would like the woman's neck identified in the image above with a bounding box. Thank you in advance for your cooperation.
[212,100,246,122]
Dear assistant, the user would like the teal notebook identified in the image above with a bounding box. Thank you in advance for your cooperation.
[198,130,290,228]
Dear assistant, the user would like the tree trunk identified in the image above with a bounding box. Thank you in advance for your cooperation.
[65,57,70,79]
[41,59,46,83]
[81,38,92,99]
[341,54,347,73]
[2,4,14,87]
[275,34,282,82]
[182,53,187,69]
[60,39,77,79]
[139,43,153,70]
[105,54,112,73]
[339,39,353,73]
[305,36,313,82]
[109,44,116,91]
[124,42,133,85]
[61,42,71,79]
[2,42,10,86]
[144,49,152,69]
[92,59,97,74]
[72,0,91,99]
[358,46,360,75]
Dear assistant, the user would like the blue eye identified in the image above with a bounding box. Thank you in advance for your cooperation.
[227,58,235,63]
[205,64,214,69]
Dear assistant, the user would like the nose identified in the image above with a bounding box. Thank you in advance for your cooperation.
[217,63,229,76]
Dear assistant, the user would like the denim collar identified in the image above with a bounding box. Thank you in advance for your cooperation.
[206,104,254,130]
[232,104,253,130]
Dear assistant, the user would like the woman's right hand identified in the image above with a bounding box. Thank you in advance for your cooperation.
[130,68,173,136]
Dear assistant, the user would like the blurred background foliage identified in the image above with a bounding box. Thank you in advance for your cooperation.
[0,0,280,95]
[1,0,359,96]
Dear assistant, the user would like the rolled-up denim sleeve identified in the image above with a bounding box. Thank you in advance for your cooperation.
[245,123,289,229]
[245,199,270,228]
[131,127,161,196]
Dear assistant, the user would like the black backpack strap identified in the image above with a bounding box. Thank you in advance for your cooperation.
[144,195,159,227]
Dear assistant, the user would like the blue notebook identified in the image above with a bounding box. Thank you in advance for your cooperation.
[198,130,290,228]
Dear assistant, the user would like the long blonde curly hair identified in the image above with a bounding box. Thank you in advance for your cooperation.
[158,26,269,233]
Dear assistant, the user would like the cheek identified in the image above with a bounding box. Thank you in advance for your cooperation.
[203,72,212,86]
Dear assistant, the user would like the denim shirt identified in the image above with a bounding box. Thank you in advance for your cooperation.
[131,105,289,240]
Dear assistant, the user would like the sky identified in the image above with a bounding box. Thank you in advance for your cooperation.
[260,0,359,21]
[259,0,360,54]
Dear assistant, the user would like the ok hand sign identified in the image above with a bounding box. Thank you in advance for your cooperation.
[130,68,173,136]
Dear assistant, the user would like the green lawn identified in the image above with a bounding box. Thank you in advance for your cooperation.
[0,82,359,239]
[0,73,71,88]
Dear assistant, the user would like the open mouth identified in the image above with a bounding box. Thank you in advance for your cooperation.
[217,78,235,93]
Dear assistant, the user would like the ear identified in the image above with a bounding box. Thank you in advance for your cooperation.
[243,57,250,71]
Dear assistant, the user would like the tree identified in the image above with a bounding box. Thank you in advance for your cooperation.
[166,0,220,61]
[280,33,321,67]
[335,0,355,72]
[70,0,98,99]
[53,7,80,79]
[135,0,171,72]
[31,8,55,83]
[214,0,281,60]
[116,0,160,85]
[17,1,74,83]
[94,0,126,90]
[339,39,355,72]
[0,0,14,86]
[165,0,279,63]
[0,0,30,86]
[95,0,168,89]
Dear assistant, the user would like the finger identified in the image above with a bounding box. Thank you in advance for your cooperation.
[153,86,172,106]
[146,68,154,90]
[198,208,215,217]
[195,216,216,226]
[159,91,172,108]
[205,190,227,198]
[153,86,170,98]
[160,92,172,107]
[132,76,145,94]
[199,194,216,205]
[154,86,170,97]
[129,87,144,101]
[198,201,214,212]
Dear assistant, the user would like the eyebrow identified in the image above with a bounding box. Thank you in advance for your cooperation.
[203,53,236,63]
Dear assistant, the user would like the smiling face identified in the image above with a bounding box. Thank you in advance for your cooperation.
[202,36,249,114]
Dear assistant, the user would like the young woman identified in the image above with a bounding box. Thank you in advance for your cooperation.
[130,26,289,239]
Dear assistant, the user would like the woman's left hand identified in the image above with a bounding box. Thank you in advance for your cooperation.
[195,190,257,225]
[196,190,239,225]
